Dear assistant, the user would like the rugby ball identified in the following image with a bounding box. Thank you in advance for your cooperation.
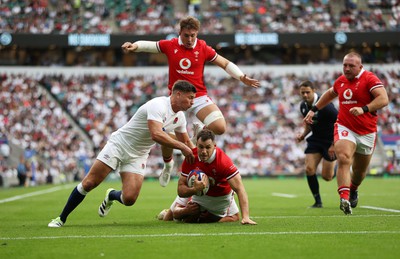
[187,169,209,196]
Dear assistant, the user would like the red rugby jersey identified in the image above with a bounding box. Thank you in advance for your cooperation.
[333,69,384,135]
[157,38,217,97]
[181,147,239,197]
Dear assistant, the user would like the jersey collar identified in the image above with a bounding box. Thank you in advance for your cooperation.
[178,36,198,49]
[199,148,217,164]
[312,92,318,106]
[355,68,365,79]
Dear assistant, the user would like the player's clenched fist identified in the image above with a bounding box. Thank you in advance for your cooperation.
[121,42,137,53]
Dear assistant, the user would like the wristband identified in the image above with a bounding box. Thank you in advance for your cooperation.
[311,106,319,112]
[362,105,369,113]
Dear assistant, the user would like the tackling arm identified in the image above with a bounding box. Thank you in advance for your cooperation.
[148,120,194,160]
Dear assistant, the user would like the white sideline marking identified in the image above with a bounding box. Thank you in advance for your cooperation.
[1,231,400,240]
[361,206,400,213]
[0,185,74,204]
[272,193,297,198]
[252,214,400,219]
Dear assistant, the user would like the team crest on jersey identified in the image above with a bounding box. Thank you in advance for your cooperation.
[194,51,199,58]
[179,58,191,69]
[174,49,178,54]
[173,117,178,124]
[341,130,349,137]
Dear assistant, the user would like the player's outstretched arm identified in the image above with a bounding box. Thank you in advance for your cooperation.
[121,41,159,53]
[213,55,260,88]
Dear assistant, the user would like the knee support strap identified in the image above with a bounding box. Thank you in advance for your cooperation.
[203,111,224,126]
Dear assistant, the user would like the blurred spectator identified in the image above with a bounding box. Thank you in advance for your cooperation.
[16,155,28,187]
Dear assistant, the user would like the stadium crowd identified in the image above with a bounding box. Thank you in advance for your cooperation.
[0,0,399,34]
[1,0,400,186]
[1,66,399,186]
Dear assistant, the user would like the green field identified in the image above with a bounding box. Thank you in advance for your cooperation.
[1,177,399,258]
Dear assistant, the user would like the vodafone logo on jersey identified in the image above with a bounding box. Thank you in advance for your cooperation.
[342,89,357,105]
[179,58,191,69]
[343,89,353,100]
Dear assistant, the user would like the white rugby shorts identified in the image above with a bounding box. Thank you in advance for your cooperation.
[191,191,239,217]
[188,95,215,115]
[97,141,148,175]
[334,124,376,155]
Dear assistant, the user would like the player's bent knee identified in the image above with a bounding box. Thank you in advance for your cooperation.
[81,179,98,192]
[121,195,138,206]
[322,175,334,181]
[305,167,316,176]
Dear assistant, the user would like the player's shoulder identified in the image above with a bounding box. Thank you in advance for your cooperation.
[336,74,347,83]
[216,147,232,162]
[196,38,214,49]
[146,96,169,109]
[362,70,382,82]
[158,38,178,50]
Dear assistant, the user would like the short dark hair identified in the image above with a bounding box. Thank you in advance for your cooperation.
[172,80,197,93]
[180,16,201,31]
[299,80,315,89]
[196,129,215,142]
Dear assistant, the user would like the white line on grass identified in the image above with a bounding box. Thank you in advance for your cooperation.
[0,184,74,204]
[252,214,400,219]
[271,193,297,198]
[360,206,400,213]
[2,231,400,240]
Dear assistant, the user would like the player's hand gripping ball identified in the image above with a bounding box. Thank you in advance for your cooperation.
[187,169,209,196]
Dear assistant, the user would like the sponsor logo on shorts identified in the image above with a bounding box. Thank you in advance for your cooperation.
[341,130,349,137]
[173,117,178,124]
[142,163,145,169]
[103,154,110,160]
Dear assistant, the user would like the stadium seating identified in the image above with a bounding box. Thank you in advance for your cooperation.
[1,65,399,186]
[0,0,399,34]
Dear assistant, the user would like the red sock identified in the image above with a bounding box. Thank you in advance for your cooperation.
[350,182,359,192]
[338,186,350,200]
[163,156,172,163]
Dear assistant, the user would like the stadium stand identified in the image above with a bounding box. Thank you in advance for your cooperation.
[1,65,399,187]
[0,0,399,34]
[1,0,400,186]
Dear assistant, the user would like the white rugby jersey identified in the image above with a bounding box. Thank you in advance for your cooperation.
[108,96,187,157]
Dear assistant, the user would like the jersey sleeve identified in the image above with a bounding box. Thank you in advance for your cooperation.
[367,73,384,92]
[205,44,218,62]
[157,39,170,54]
[218,149,239,180]
[146,99,166,123]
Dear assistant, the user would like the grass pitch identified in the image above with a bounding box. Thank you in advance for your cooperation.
[0,176,399,258]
